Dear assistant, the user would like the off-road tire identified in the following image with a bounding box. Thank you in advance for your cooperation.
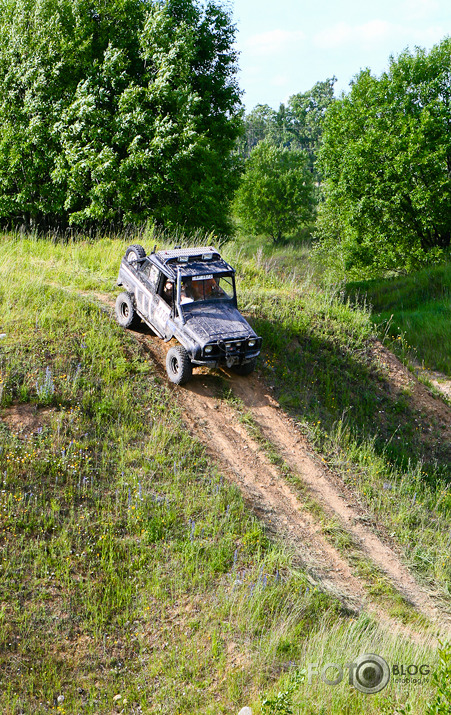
[232,358,257,376]
[115,292,141,329]
[125,244,146,263]
[166,345,193,385]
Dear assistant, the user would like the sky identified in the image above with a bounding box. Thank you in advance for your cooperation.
[231,0,450,111]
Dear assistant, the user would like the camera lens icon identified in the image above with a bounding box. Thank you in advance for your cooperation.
[353,654,390,694]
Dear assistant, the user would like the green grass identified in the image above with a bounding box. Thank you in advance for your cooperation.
[216,386,428,628]
[220,240,451,604]
[347,263,451,375]
[0,233,443,714]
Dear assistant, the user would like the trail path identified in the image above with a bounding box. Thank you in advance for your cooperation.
[413,364,451,401]
[132,325,451,638]
[59,288,451,639]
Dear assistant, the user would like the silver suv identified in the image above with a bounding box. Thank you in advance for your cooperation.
[116,244,262,384]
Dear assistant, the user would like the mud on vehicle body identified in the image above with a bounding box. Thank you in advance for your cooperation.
[116,244,262,384]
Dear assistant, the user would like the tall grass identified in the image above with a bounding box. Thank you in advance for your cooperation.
[0,234,445,713]
[347,263,451,375]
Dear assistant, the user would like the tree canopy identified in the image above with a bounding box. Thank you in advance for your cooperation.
[233,139,315,242]
[0,0,242,233]
[318,39,451,274]
[238,78,336,178]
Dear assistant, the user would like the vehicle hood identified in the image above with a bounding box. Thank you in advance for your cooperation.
[182,303,255,342]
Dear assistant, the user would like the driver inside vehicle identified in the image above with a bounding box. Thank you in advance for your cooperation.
[179,276,226,303]
[163,279,174,303]
[204,277,225,298]
[180,279,195,304]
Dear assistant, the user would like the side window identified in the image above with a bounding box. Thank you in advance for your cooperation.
[140,260,159,291]
[158,273,174,306]
[217,275,234,298]
[144,264,160,291]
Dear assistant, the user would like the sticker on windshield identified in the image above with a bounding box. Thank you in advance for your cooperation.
[192,274,213,281]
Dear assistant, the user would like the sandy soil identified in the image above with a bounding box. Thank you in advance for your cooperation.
[373,342,451,434]
[412,362,451,401]
[1,403,53,437]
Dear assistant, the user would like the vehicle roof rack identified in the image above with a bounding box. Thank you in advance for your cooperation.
[156,246,221,264]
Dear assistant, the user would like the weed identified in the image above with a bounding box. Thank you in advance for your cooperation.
[426,641,451,714]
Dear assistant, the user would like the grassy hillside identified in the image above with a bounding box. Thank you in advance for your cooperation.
[347,263,451,376]
[222,242,451,598]
[0,234,445,714]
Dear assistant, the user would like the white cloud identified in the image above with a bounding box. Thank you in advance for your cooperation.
[314,19,444,50]
[245,29,306,57]
[314,20,394,49]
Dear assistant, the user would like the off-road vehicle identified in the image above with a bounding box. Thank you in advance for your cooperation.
[116,244,262,384]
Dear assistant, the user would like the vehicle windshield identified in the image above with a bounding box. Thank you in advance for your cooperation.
[180,274,234,304]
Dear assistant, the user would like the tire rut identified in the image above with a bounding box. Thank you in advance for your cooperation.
[72,289,451,638]
[132,327,451,637]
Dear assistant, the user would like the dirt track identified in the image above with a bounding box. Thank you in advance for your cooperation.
[63,289,451,638]
[129,323,451,639]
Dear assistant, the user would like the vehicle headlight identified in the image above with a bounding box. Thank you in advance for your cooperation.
[248,339,256,347]
[225,343,232,350]
[205,345,213,354]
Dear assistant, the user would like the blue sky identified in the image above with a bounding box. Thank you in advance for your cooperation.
[231,0,449,111]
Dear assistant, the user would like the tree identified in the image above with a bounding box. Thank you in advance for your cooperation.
[318,39,451,274]
[237,104,278,158]
[285,77,336,175]
[0,0,242,233]
[238,78,336,174]
[233,139,315,242]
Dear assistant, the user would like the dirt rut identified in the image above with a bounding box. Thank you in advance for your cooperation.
[229,374,451,624]
[74,291,451,635]
[131,327,451,635]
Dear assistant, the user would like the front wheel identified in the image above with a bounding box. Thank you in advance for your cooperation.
[166,345,193,385]
[232,359,257,376]
[115,292,141,329]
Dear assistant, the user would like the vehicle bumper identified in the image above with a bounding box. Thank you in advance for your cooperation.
[191,350,260,368]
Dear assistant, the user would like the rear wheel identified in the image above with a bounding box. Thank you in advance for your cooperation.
[232,358,257,376]
[125,244,146,263]
[115,292,141,329]
[166,345,193,385]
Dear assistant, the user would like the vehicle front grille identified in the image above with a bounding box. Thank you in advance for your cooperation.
[203,337,261,358]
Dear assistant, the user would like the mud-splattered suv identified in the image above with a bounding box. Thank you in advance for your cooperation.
[115,244,262,384]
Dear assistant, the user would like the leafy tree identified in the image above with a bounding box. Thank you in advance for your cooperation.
[238,78,336,177]
[237,104,278,158]
[0,0,242,233]
[318,39,451,275]
[285,77,336,174]
[233,139,315,242]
